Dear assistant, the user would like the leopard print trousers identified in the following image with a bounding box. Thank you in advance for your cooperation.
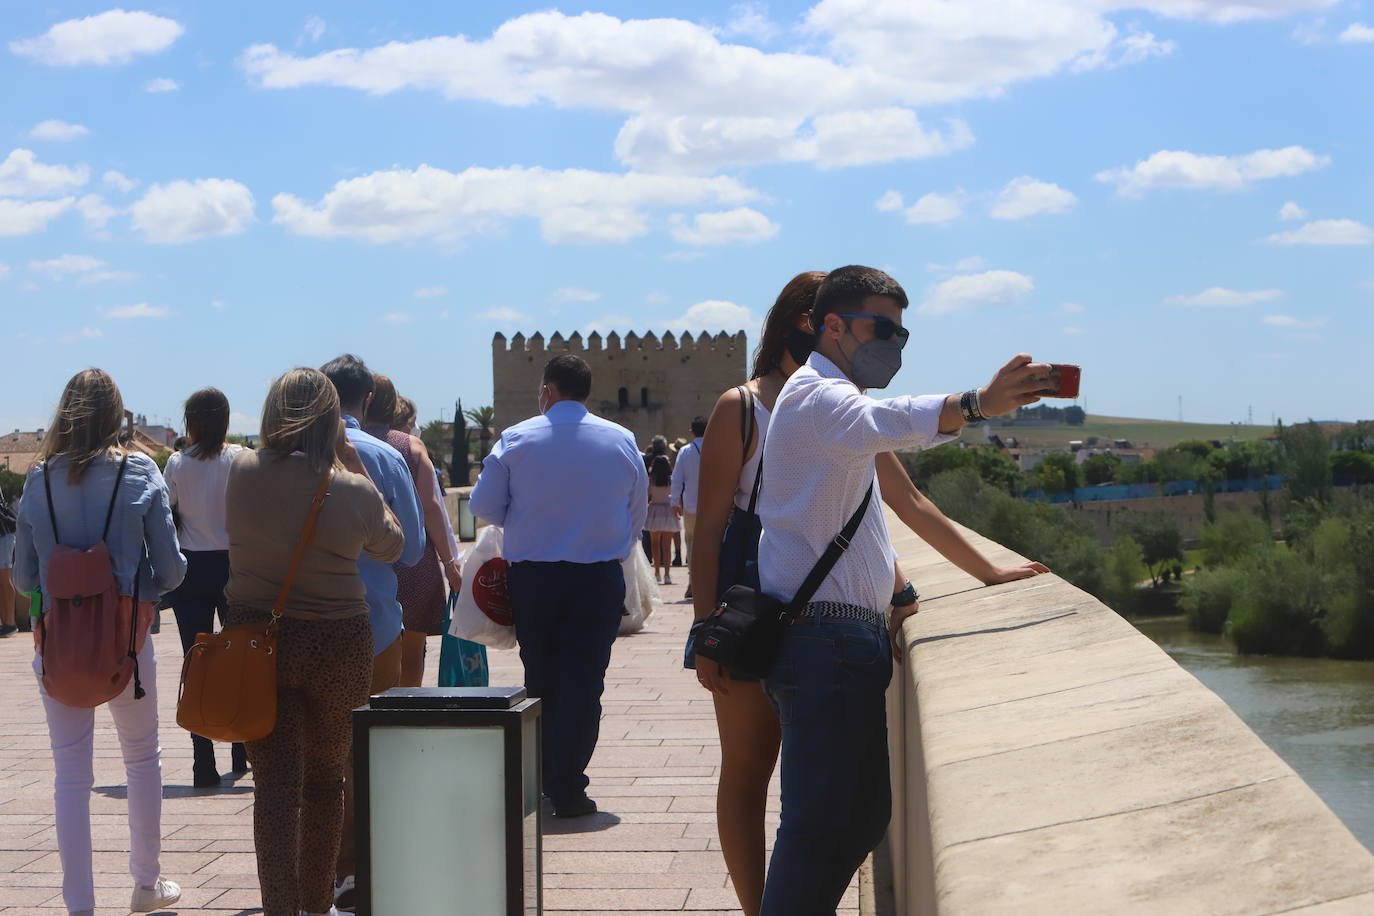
[225,608,372,916]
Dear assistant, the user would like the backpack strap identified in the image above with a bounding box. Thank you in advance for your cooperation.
[42,463,61,546]
[783,482,875,616]
[101,453,130,542]
[736,386,765,515]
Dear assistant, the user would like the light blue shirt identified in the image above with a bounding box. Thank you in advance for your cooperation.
[344,415,425,654]
[470,401,649,564]
[14,452,187,607]
[669,437,703,513]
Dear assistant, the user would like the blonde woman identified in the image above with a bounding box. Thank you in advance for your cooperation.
[14,368,186,916]
[224,368,403,916]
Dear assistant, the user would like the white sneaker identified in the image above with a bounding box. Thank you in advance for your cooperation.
[130,877,181,912]
[300,908,342,916]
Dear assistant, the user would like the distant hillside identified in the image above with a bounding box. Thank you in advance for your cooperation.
[957,415,1275,449]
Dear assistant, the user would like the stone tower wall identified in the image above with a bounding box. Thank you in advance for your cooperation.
[492,330,748,446]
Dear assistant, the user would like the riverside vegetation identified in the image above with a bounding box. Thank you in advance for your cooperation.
[901,420,1374,660]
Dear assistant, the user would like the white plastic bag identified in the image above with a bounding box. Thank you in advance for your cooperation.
[449,525,517,650]
[619,548,660,635]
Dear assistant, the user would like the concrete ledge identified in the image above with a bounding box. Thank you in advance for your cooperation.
[885,511,1374,916]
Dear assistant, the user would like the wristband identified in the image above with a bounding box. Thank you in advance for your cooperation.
[891,581,919,608]
[959,389,986,423]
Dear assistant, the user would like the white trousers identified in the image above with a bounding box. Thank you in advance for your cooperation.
[34,638,162,913]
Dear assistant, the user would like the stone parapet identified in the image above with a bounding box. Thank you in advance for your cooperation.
[885,511,1374,915]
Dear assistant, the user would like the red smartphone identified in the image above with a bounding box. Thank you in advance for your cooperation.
[1039,364,1081,399]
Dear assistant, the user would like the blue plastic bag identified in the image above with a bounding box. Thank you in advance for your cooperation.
[438,592,490,687]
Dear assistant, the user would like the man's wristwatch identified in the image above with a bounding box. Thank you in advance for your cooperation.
[891,581,919,608]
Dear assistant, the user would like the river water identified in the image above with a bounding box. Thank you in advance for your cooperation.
[1134,616,1374,851]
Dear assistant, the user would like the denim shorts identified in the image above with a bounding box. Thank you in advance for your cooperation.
[0,533,14,571]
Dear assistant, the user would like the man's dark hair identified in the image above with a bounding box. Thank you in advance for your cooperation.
[690,416,707,437]
[811,265,908,335]
[543,354,592,401]
[319,354,374,409]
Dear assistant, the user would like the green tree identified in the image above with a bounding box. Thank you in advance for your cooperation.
[1102,534,1147,613]
[1199,511,1273,567]
[1277,420,1333,504]
[0,467,24,503]
[1081,452,1122,486]
[464,405,496,460]
[420,420,450,466]
[1118,511,1183,587]
[1331,450,1374,484]
[1181,566,1250,634]
[1035,452,1079,493]
[1064,405,1086,425]
[152,449,171,470]
[900,445,1021,493]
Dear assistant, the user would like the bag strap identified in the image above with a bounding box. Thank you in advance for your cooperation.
[270,469,334,623]
[102,453,130,541]
[737,386,766,515]
[784,482,875,615]
[42,463,61,545]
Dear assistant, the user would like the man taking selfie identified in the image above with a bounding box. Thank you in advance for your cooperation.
[755,265,1051,914]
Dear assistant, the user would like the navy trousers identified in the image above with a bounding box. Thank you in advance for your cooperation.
[507,560,625,807]
[169,550,242,769]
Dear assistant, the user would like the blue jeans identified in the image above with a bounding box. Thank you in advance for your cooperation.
[508,560,625,807]
[761,618,893,916]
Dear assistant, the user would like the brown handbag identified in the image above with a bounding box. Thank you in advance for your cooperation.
[176,469,333,743]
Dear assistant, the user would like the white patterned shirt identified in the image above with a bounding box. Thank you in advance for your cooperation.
[758,353,955,613]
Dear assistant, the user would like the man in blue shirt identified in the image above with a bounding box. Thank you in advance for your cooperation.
[320,353,424,905]
[472,354,649,817]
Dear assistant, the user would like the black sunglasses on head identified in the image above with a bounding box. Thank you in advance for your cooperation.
[835,313,910,343]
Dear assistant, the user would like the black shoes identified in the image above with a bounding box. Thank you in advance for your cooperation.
[230,744,249,775]
[0,624,17,638]
[192,766,222,789]
[552,796,597,818]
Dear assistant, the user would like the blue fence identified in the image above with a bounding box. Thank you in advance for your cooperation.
[1024,474,1285,504]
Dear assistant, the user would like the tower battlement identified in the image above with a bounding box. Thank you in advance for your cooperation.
[491,329,749,442]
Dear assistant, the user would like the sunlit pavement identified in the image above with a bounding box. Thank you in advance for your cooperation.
[0,578,858,914]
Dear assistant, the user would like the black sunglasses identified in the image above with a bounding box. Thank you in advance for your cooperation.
[835,313,910,343]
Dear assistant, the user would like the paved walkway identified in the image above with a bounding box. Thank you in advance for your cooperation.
[0,580,858,914]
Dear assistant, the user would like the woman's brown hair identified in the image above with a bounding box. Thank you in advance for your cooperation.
[650,454,672,488]
[391,396,417,433]
[38,368,126,482]
[365,374,398,430]
[749,271,827,379]
[259,368,342,474]
[184,387,230,460]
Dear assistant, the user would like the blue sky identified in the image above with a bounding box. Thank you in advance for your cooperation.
[2,1,1370,435]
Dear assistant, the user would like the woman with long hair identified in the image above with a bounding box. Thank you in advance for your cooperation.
[225,368,404,916]
[645,454,679,584]
[14,368,186,915]
[364,377,463,687]
[162,387,246,786]
[689,273,1050,914]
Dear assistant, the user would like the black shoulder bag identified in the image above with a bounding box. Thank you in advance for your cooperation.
[696,482,874,680]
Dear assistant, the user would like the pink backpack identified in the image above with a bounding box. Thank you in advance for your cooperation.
[38,453,153,708]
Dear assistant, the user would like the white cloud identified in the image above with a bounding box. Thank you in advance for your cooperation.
[414,286,447,299]
[1278,201,1307,221]
[552,288,601,302]
[0,149,90,197]
[902,191,964,225]
[1263,314,1326,328]
[723,3,781,42]
[670,207,778,246]
[0,263,9,279]
[66,326,104,341]
[381,312,413,324]
[480,306,531,323]
[10,10,184,66]
[211,299,226,309]
[665,300,755,334]
[1061,302,1086,313]
[875,191,904,213]
[303,16,327,43]
[989,176,1078,219]
[144,77,180,93]
[918,269,1034,316]
[1264,218,1373,246]
[1338,23,1374,42]
[28,120,89,142]
[30,254,105,275]
[1096,146,1330,195]
[1063,326,1086,335]
[81,270,137,284]
[130,178,256,243]
[645,291,669,304]
[1362,280,1374,291]
[807,109,973,169]
[103,170,136,192]
[272,163,757,245]
[1164,287,1283,306]
[107,303,169,319]
[76,194,117,231]
[0,197,75,236]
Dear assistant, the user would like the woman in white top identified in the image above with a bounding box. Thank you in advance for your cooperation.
[162,388,245,787]
[689,272,1051,916]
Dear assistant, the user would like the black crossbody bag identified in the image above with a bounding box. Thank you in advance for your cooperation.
[695,483,874,680]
